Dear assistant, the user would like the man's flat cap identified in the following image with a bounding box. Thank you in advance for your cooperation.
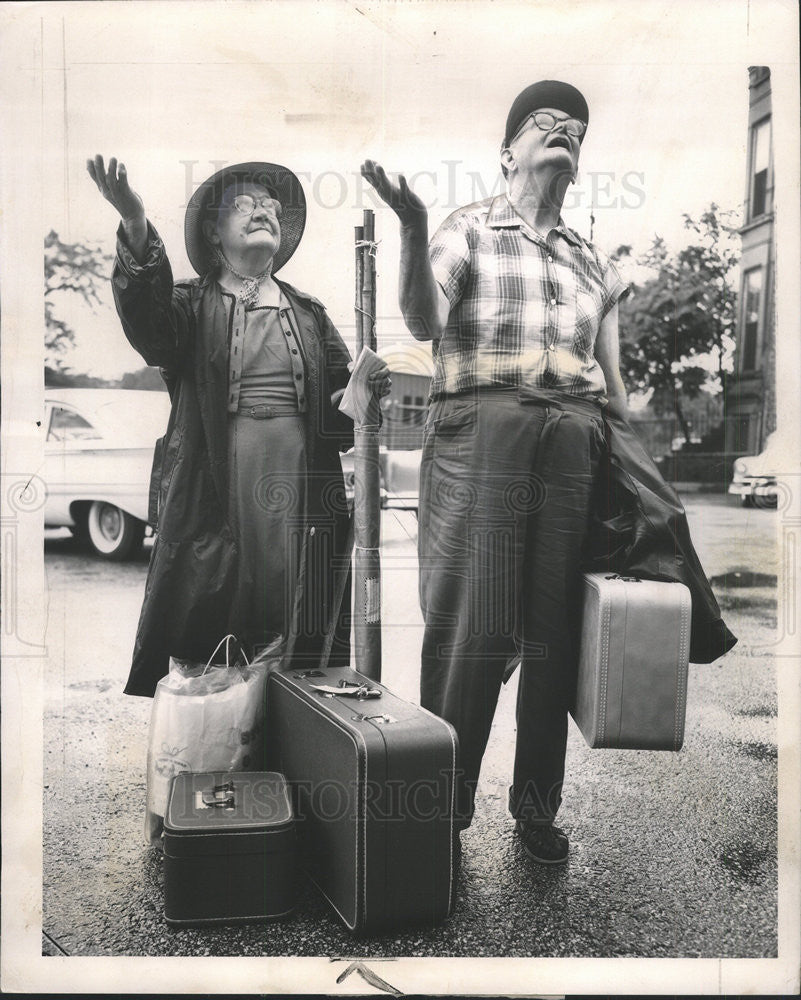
[504,80,589,146]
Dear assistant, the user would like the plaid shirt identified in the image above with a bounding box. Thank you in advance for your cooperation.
[428,195,628,399]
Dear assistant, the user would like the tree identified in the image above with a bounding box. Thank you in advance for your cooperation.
[44,367,114,388]
[119,366,169,391]
[616,204,739,445]
[44,230,114,373]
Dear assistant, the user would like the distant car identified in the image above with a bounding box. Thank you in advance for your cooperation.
[670,434,702,452]
[728,430,785,508]
[44,388,171,558]
[340,447,422,513]
[379,449,422,511]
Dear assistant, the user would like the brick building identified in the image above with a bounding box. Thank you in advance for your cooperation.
[725,66,777,456]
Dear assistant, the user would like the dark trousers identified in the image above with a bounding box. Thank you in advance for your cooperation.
[418,388,604,829]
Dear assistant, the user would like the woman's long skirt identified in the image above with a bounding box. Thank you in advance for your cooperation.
[227,412,307,648]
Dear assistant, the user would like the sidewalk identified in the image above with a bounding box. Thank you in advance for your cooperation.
[41,495,780,964]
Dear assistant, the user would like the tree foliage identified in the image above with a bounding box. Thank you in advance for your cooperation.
[44,365,115,388]
[615,204,739,444]
[119,366,169,391]
[44,230,114,370]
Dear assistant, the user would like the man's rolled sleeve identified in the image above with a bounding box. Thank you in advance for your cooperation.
[429,216,471,311]
[598,252,629,318]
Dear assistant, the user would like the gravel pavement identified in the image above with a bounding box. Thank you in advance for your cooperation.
[41,494,781,961]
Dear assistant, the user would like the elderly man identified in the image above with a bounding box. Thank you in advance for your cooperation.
[362,80,629,864]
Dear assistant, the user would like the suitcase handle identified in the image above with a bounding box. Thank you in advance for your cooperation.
[201,780,235,808]
[604,574,641,582]
[311,681,382,700]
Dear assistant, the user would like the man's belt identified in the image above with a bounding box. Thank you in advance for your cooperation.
[517,387,605,417]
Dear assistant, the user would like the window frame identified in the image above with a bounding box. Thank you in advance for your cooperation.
[748,115,773,221]
[739,266,764,373]
[46,404,102,443]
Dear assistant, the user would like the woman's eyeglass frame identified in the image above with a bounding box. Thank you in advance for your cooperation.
[230,194,283,217]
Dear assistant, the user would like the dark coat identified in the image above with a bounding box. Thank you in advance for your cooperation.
[112,225,354,696]
[583,414,737,664]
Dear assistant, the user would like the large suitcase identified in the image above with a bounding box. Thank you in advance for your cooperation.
[265,664,458,934]
[162,770,296,926]
[572,573,692,750]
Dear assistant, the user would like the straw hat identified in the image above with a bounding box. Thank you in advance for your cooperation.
[184,161,306,275]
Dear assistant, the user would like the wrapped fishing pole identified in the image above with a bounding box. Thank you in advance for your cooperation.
[343,209,382,681]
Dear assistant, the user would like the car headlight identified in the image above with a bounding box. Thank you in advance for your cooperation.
[733,458,748,476]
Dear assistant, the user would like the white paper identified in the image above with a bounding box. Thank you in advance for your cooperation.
[338,345,385,423]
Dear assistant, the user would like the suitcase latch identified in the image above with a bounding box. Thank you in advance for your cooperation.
[351,713,396,724]
[199,780,236,809]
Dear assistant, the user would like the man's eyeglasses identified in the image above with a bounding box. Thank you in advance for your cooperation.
[231,194,283,217]
[513,111,586,142]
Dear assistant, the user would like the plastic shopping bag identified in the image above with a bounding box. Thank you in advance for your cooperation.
[144,634,284,846]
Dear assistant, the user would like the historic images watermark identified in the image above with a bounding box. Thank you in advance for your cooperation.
[178,159,647,215]
[2,474,48,658]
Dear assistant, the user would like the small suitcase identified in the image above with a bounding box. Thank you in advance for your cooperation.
[572,573,692,750]
[265,664,458,934]
[162,770,296,926]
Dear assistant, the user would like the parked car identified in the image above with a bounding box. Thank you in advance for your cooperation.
[44,388,171,558]
[728,430,786,508]
[670,434,702,452]
[379,448,422,511]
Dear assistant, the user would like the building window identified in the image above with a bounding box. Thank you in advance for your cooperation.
[399,394,426,425]
[749,117,772,219]
[741,267,763,372]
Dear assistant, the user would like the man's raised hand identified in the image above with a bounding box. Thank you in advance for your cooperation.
[361,160,427,229]
[86,155,145,225]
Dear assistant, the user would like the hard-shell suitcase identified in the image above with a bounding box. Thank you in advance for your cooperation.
[572,573,692,750]
[265,664,458,934]
[162,770,296,926]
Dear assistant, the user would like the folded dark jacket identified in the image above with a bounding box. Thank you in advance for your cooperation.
[582,413,737,664]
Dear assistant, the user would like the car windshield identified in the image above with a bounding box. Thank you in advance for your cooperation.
[93,394,171,443]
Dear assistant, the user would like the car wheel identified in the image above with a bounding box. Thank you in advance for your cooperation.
[86,501,145,560]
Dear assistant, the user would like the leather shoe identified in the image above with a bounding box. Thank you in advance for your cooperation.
[516,820,569,864]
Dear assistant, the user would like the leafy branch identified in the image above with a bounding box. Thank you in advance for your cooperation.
[44,230,114,368]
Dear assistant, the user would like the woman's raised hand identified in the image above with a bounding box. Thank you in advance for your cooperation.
[86,155,145,225]
[361,160,427,228]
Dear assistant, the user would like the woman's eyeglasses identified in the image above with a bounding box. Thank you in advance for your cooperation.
[231,194,283,217]
[513,112,586,142]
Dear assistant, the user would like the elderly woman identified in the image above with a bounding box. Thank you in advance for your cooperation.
[87,156,388,697]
